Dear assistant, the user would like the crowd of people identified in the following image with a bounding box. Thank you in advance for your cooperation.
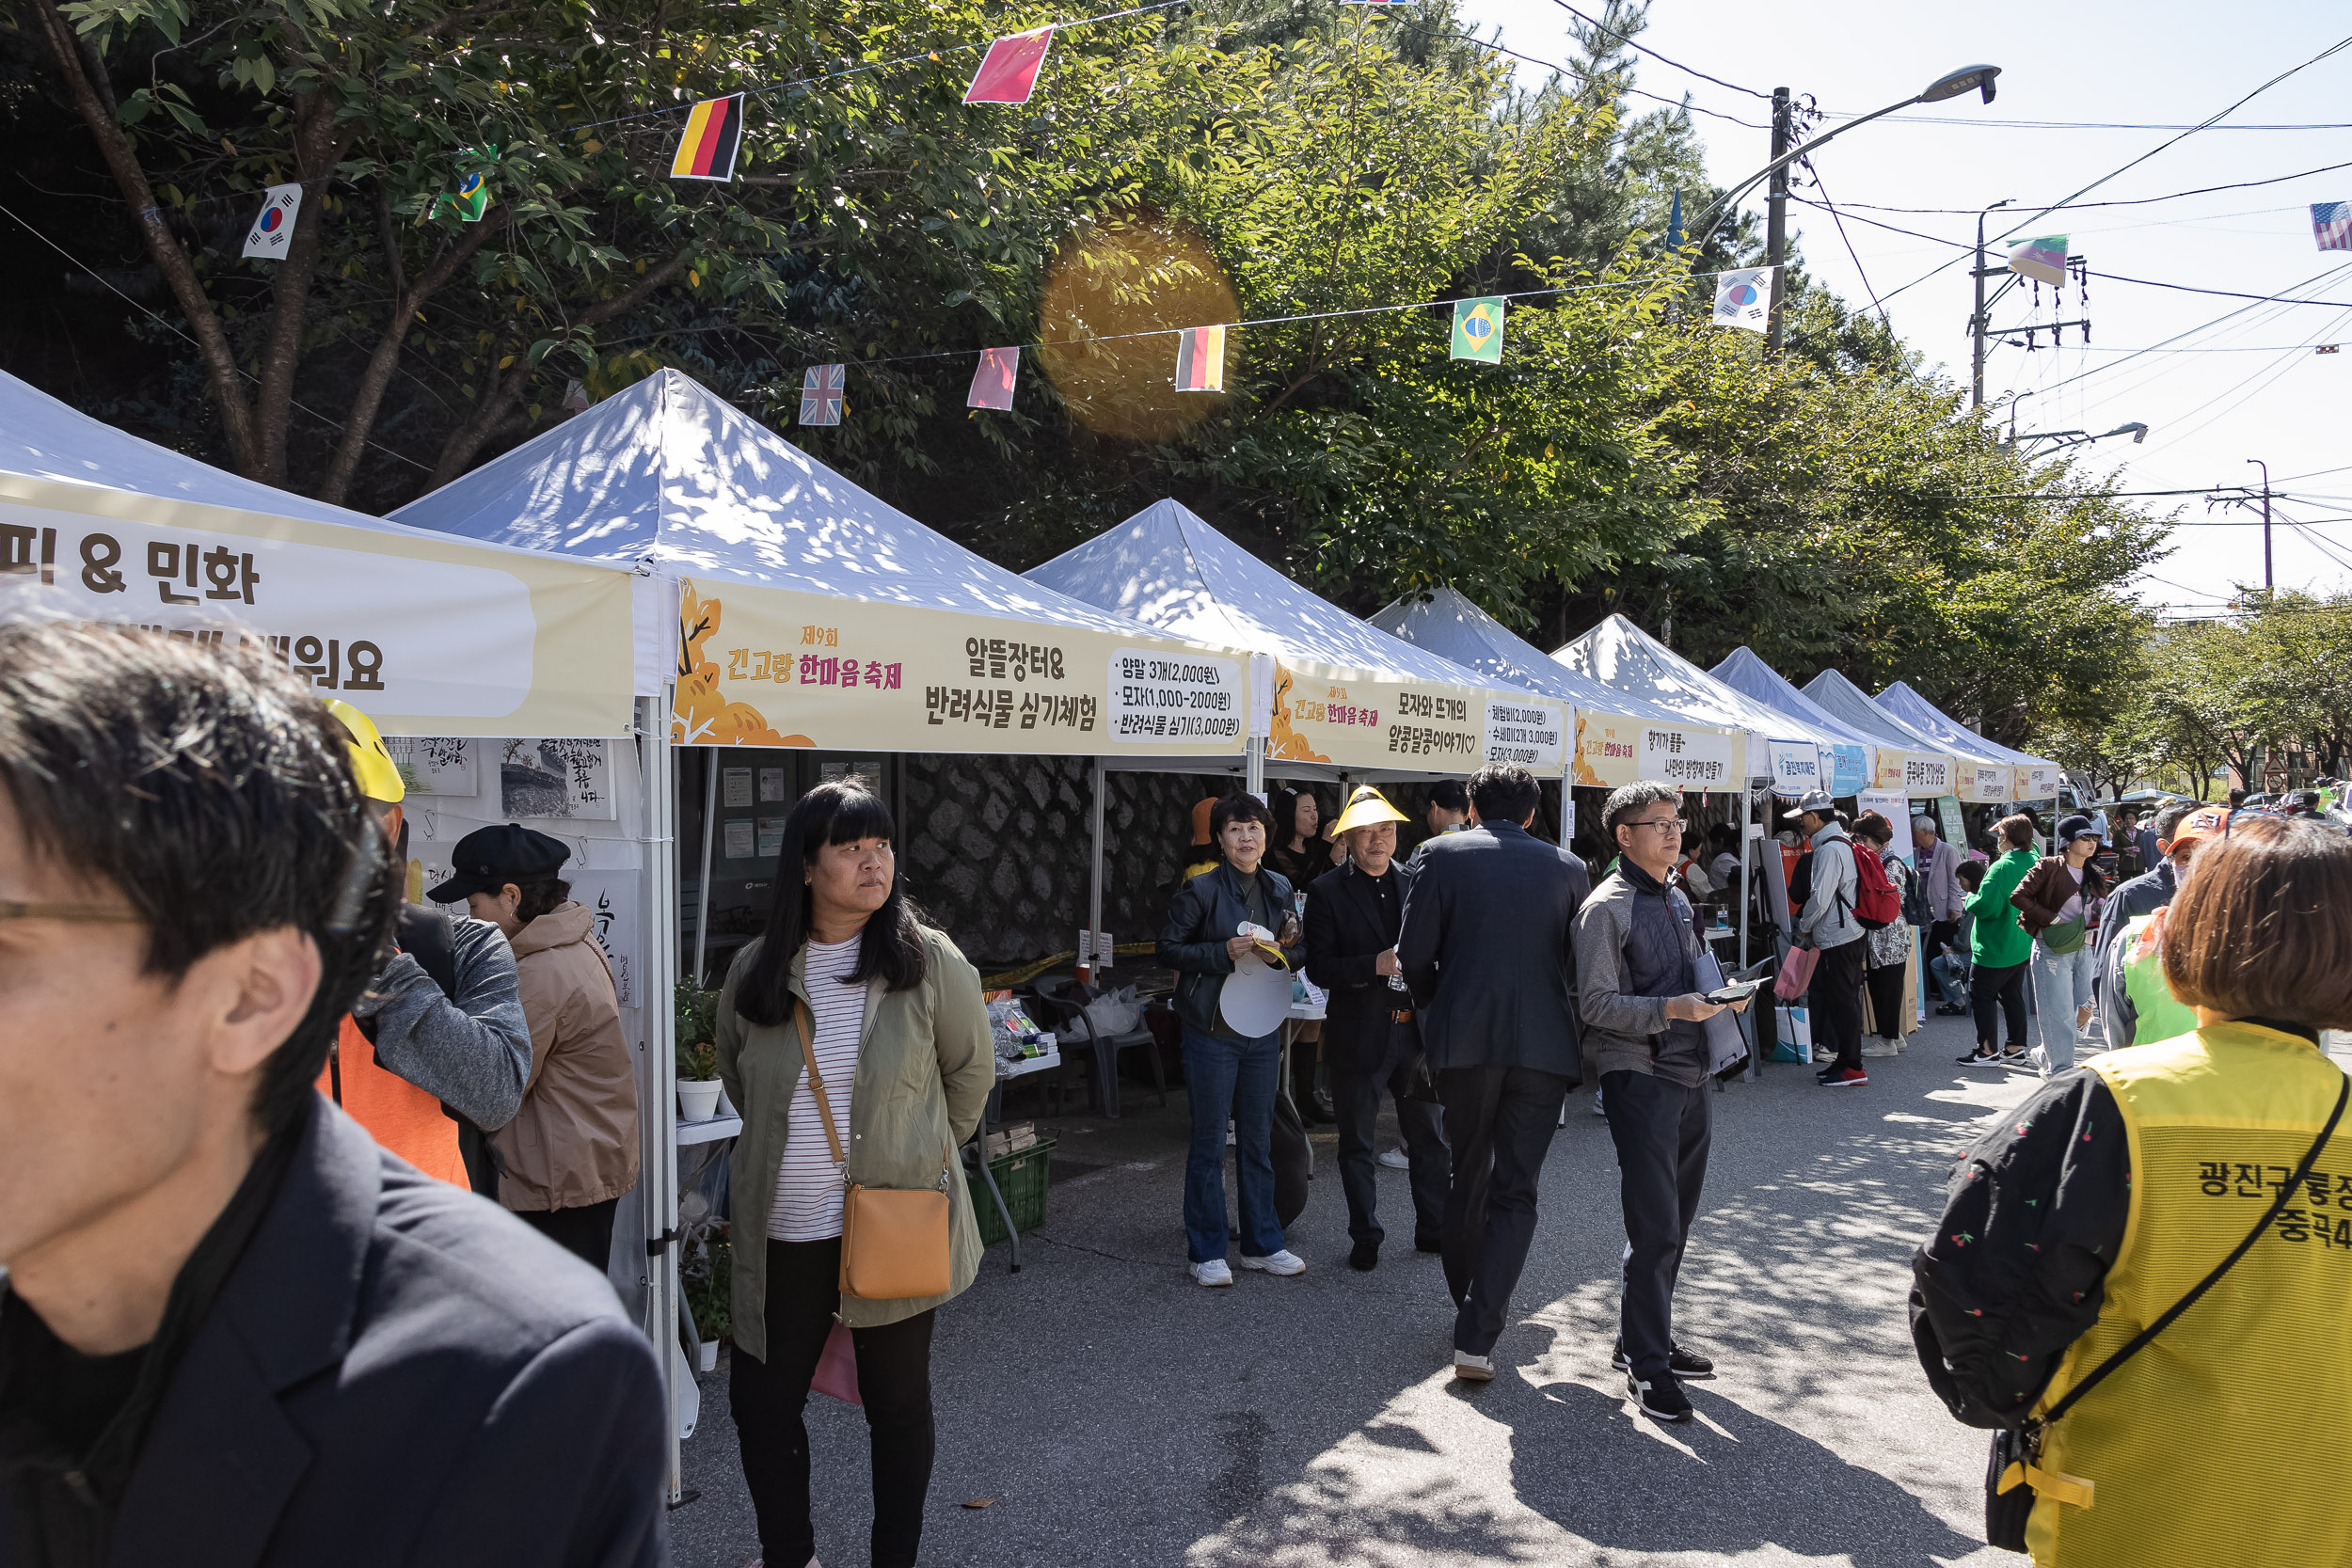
[2,619,2345,1568]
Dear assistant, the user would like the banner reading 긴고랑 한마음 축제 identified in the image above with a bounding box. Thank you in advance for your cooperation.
[0,470,636,737]
[1266,657,1560,775]
[672,577,1248,754]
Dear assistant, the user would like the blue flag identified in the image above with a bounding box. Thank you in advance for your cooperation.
[1667,190,1683,253]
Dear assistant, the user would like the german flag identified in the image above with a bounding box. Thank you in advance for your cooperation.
[670,94,745,182]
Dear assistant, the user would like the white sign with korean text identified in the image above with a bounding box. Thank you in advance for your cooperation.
[567,870,641,1009]
[1107,646,1247,747]
[1768,739,1824,798]
[1961,761,2010,803]
[1483,697,1566,769]
[1902,753,1954,797]
[1643,724,1738,790]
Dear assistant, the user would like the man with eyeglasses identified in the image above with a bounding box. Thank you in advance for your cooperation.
[1573,781,1748,1423]
[1785,788,1870,1088]
[0,622,665,1567]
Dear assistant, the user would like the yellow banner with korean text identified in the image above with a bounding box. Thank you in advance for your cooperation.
[1874,747,1957,798]
[1266,657,1565,777]
[0,470,636,736]
[671,577,1249,755]
[1571,710,1747,791]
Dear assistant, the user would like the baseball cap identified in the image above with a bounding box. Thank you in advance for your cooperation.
[427,823,572,903]
[1780,789,1836,819]
[2167,805,2230,847]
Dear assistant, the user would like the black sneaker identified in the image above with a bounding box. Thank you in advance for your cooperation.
[1348,1240,1380,1272]
[1626,1367,1692,1423]
[1612,1336,1717,1379]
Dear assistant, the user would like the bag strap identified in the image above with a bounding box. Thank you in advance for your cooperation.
[2037,1064,2350,1433]
[792,996,849,1171]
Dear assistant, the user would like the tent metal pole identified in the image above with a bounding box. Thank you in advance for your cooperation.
[635,696,684,1505]
[1245,735,1265,796]
[1087,756,1106,981]
[691,753,718,988]
[1741,789,1757,1081]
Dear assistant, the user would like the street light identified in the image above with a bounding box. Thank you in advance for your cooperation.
[1687,64,2004,356]
[2002,421,2151,455]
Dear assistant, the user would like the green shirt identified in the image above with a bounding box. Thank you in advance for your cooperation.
[1963,847,2038,969]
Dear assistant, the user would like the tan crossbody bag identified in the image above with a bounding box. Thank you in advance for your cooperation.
[793,998,954,1300]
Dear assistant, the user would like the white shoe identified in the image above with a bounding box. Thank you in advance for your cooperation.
[1861,1040,1899,1058]
[1377,1148,1411,1170]
[1453,1350,1495,1382]
[2029,1045,2052,1078]
[1190,1259,1234,1287]
[1239,1249,1306,1275]
[1591,1089,1608,1117]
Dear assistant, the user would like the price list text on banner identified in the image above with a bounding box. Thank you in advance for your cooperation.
[1108,648,1245,743]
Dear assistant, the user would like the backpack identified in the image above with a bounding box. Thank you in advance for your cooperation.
[1852,844,1902,928]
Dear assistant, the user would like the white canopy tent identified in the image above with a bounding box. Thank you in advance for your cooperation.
[1551,613,1846,794]
[1368,586,1742,793]
[1875,680,2063,801]
[1708,647,1882,799]
[1801,669,1987,800]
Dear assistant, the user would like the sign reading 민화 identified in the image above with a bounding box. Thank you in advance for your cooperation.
[672,577,1247,754]
[0,476,633,736]
[1767,739,1824,798]
[1268,657,1516,772]
[1483,697,1566,770]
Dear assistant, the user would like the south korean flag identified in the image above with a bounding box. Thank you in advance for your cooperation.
[242,183,303,260]
[1711,265,1775,334]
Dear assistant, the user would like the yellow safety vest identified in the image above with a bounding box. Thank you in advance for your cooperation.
[2026,1022,2352,1567]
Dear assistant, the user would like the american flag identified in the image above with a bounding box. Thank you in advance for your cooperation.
[2314,201,2352,253]
[798,363,845,426]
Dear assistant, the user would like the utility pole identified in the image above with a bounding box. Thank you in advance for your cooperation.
[1970,198,2012,409]
[1764,87,1791,358]
[2249,457,2273,591]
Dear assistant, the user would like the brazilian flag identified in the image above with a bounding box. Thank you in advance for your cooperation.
[434,148,496,223]
[1451,296,1504,363]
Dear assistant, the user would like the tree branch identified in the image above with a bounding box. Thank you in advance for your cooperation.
[28,0,259,473]
[252,89,346,483]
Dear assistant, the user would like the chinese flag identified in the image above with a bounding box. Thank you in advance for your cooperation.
[963,28,1054,104]
[967,347,1019,409]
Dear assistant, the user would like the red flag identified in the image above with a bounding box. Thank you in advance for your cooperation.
[1173,325,1225,392]
[963,27,1054,104]
[967,347,1019,410]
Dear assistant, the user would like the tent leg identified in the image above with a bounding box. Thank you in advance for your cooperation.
[1086,757,1105,983]
[1740,799,1757,1082]
[636,697,684,1506]
[691,753,717,989]
[1246,736,1265,797]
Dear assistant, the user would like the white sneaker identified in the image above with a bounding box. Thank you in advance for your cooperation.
[2029,1045,2052,1078]
[1238,1249,1306,1276]
[1861,1039,1899,1058]
[1591,1089,1608,1117]
[1377,1148,1411,1170]
[1190,1259,1234,1287]
[1453,1350,1495,1382]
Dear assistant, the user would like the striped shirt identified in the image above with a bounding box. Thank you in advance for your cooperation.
[769,935,870,1242]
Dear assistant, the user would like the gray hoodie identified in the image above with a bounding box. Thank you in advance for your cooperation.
[1795,820,1863,950]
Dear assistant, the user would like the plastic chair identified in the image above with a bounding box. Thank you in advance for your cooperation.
[1031,979,1167,1118]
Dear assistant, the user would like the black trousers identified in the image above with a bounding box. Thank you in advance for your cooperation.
[514,1196,618,1273]
[1864,958,1907,1044]
[1331,1048,1449,1247]
[732,1237,937,1568]
[1437,1064,1570,1356]
[1972,959,2029,1053]
[1809,938,1869,1071]
[1601,1069,1711,1382]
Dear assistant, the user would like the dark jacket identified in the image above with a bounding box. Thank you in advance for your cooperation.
[0,1095,668,1568]
[2095,859,2177,964]
[1302,858,1420,1078]
[1158,860,1296,1039]
[1572,861,1709,1086]
[2011,854,2108,941]
[1395,821,1590,1078]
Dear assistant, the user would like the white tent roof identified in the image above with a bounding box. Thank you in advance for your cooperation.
[1552,613,1838,769]
[391,368,1164,641]
[1368,586,1696,725]
[0,370,401,533]
[1708,646,1887,757]
[1028,499,1487,687]
[1803,669,1989,763]
[1876,680,2058,770]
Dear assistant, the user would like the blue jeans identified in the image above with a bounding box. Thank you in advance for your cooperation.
[1930,952,1971,1006]
[1181,1028,1285,1263]
[2032,940,2098,1069]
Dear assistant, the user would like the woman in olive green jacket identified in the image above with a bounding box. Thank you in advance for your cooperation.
[714,777,993,1568]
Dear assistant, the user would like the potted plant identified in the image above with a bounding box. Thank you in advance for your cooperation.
[680,1232,732,1371]
[675,981,725,1121]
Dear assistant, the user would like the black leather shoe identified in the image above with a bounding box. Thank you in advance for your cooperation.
[1348,1240,1379,1272]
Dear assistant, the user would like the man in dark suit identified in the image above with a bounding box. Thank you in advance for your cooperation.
[0,622,666,1568]
[1305,787,1450,1274]
[1397,763,1591,1382]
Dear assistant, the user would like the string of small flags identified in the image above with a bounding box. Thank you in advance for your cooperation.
[790,269,1757,425]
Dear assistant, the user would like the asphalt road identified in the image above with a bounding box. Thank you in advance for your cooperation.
[671,1012,2055,1568]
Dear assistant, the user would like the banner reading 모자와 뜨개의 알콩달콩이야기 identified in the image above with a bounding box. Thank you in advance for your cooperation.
[668,576,1249,756]
[0,470,636,738]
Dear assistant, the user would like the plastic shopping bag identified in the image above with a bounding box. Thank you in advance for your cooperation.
[1773,944,1819,1001]
[1772,1004,1813,1065]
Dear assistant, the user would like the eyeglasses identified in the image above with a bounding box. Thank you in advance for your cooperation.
[0,901,144,924]
[1627,817,1686,834]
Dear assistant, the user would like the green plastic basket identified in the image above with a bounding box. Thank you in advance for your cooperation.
[966,1137,1055,1245]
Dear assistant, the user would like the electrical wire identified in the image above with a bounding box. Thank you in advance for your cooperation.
[0,197,433,472]
[1538,0,1771,100]
[1440,32,1771,128]
[1800,162,1886,325]
[1819,159,2352,215]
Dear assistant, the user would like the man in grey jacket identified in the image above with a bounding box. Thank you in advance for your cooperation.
[1786,791,1869,1087]
[1573,781,1748,1424]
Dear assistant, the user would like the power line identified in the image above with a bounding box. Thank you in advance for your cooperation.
[2004,263,2352,404]
[1816,158,2352,215]
[1540,0,1771,100]
[1820,115,2352,132]
[1800,163,1885,325]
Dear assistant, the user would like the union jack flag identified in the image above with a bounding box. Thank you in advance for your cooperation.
[2313,201,2352,253]
[798,363,845,426]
